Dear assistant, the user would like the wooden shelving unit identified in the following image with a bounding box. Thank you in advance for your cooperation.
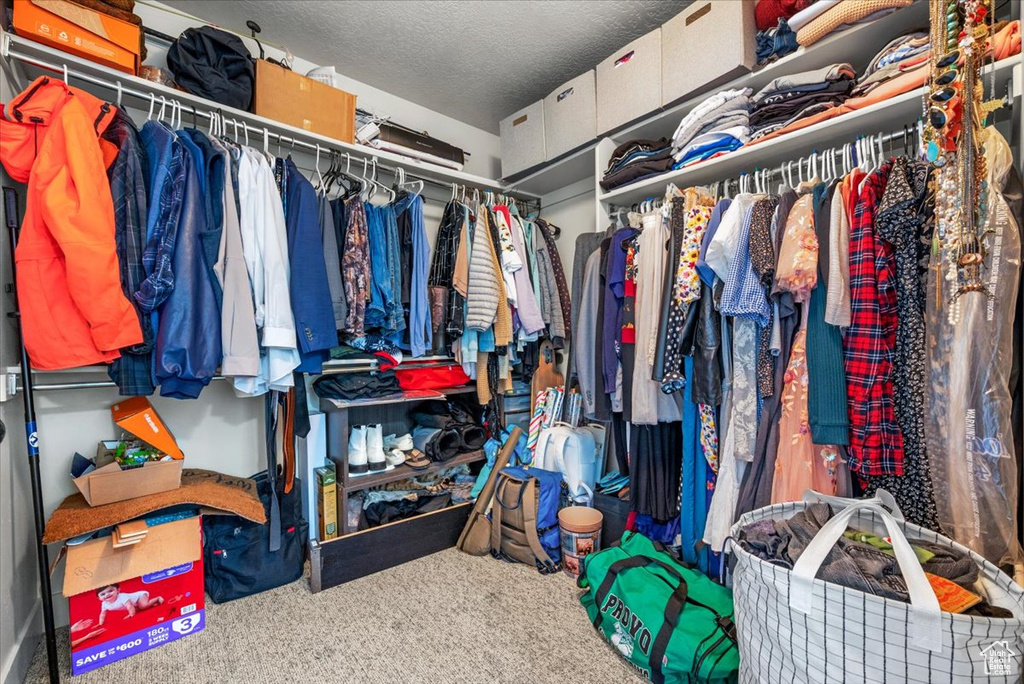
[310,384,488,591]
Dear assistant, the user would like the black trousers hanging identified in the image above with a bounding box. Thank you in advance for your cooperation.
[628,421,683,522]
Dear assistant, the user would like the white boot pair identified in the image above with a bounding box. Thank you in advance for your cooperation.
[348,424,387,474]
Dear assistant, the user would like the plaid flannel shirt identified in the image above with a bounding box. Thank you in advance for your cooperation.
[843,163,904,475]
[104,111,155,396]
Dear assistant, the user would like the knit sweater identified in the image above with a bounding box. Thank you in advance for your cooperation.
[806,182,850,445]
[825,176,852,327]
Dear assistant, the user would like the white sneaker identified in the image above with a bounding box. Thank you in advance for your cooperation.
[383,433,414,452]
[385,448,406,467]
[348,425,368,475]
[367,424,386,472]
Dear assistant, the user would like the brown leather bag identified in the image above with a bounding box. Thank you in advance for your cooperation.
[456,427,522,556]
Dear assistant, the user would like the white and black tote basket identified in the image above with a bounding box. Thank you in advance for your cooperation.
[727,491,1024,683]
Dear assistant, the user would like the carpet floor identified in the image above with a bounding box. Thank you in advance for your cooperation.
[24,548,639,683]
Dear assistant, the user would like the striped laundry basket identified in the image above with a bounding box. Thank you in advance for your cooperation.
[727,491,1024,684]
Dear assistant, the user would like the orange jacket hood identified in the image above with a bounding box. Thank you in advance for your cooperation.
[1,76,118,182]
[1,76,142,370]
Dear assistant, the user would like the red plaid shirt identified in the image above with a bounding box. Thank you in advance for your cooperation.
[843,163,904,475]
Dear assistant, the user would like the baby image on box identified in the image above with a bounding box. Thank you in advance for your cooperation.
[96,583,166,625]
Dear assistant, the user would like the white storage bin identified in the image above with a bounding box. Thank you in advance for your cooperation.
[596,28,662,134]
[500,101,545,177]
[543,70,597,160]
[662,0,757,106]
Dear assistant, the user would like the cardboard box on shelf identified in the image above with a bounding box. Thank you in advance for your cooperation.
[316,464,338,541]
[72,398,185,507]
[253,60,356,142]
[12,0,142,75]
[65,517,205,676]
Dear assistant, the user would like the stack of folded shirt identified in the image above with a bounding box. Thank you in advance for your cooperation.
[670,88,752,168]
[747,20,1020,145]
[749,63,855,139]
[757,19,800,66]
[791,0,914,48]
[600,138,673,192]
[851,30,930,98]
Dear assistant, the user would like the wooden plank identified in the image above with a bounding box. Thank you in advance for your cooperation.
[313,503,472,590]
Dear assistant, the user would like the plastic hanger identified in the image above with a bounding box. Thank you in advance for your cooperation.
[314,145,325,193]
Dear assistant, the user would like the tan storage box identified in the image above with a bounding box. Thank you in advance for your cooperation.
[662,1,757,106]
[499,100,546,178]
[543,71,597,160]
[596,28,662,134]
[254,60,356,143]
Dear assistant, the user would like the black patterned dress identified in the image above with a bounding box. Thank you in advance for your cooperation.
[862,157,940,530]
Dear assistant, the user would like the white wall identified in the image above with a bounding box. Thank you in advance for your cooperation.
[0,191,40,684]
[0,1,507,678]
[540,177,598,375]
[539,177,598,299]
[134,2,502,179]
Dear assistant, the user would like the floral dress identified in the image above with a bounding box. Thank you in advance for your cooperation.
[771,193,840,502]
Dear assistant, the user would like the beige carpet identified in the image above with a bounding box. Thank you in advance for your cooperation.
[24,548,639,683]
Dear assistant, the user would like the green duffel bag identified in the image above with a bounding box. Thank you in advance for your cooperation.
[578,532,739,684]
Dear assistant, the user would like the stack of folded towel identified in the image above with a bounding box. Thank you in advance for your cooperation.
[789,0,914,48]
[599,138,674,192]
[670,88,752,169]
[749,63,855,140]
[851,31,930,98]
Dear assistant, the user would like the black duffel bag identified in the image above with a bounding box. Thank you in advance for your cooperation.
[167,26,255,111]
[202,471,307,603]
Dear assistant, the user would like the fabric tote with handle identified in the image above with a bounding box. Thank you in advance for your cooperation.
[728,490,1024,683]
[579,531,739,684]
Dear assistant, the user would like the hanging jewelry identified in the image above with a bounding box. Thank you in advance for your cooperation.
[948,0,995,303]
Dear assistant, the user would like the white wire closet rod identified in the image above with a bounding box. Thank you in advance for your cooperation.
[1,33,539,203]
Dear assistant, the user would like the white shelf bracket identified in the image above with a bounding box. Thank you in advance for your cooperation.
[1,367,19,402]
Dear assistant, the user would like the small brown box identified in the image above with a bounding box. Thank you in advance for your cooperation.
[253,60,356,143]
[73,444,183,507]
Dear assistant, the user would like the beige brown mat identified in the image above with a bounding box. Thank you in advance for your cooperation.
[44,469,266,543]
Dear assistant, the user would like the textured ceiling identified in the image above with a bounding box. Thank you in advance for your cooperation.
[163,0,689,133]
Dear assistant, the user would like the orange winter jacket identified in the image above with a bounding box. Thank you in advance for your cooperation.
[1,77,142,370]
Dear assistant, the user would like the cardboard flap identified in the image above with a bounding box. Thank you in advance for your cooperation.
[63,517,200,597]
[111,398,184,459]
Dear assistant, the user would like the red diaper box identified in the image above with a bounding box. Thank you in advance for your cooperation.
[64,517,205,676]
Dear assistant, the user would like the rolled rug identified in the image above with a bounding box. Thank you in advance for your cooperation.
[412,425,461,462]
[456,424,488,452]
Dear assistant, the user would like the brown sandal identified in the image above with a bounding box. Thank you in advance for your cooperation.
[404,449,430,470]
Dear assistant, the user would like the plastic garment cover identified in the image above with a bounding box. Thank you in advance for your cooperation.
[925,127,1022,568]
